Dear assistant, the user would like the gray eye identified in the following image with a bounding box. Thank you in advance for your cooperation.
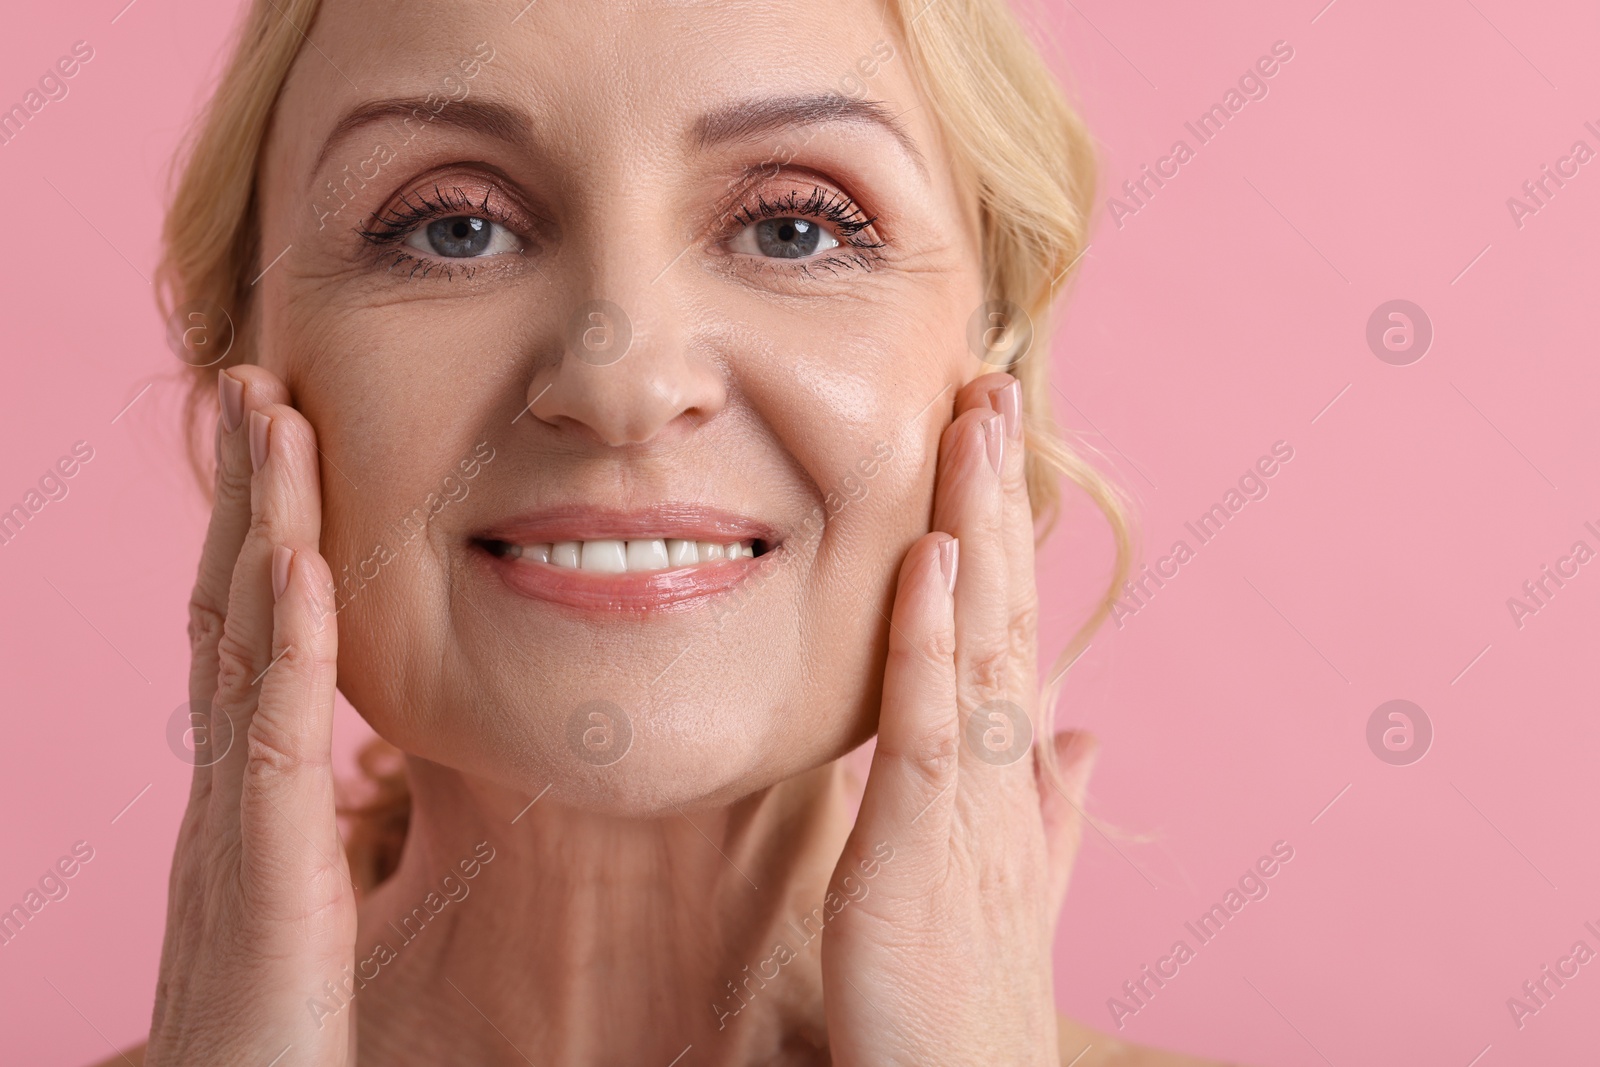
[406,215,520,258]
[734,217,841,260]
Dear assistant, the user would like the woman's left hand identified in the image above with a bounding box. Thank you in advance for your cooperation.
[823,371,1099,1066]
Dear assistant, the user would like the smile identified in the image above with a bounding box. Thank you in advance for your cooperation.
[487,537,763,572]
[473,507,780,612]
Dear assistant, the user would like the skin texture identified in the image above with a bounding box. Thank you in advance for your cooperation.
[115,1,1247,1064]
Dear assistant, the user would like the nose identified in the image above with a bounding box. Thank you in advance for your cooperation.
[525,269,726,448]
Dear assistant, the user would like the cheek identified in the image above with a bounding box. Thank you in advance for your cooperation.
[270,298,514,718]
[787,345,882,426]
[734,311,956,605]
[281,291,519,524]
[738,300,962,484]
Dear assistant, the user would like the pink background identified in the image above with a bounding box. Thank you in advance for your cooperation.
[2,1,1597,1063]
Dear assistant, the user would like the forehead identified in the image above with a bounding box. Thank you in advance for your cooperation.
[276,0,930,181]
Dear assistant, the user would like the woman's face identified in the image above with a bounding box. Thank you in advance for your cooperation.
[256,0,988,812]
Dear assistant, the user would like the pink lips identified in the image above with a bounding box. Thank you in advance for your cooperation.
[474,504,779,613]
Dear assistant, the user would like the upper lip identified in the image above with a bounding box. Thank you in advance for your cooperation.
[476,504,779,546]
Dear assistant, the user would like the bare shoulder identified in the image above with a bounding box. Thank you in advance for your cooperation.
[89,1042,146,1067]
[1059,1014,1248,1067]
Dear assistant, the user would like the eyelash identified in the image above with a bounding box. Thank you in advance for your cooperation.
[720,184,887,280]
[357,184,521,281]
[354,179,887,282]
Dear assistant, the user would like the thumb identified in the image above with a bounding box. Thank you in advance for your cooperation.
[1037,730,1098,917]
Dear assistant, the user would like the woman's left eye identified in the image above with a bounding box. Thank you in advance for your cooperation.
[728,217,841,260]
[406,215,522,258]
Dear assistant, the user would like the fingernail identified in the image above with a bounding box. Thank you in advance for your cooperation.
[994,379,1021,442]
[249,410,271,472]
[982,412,1005,475]
[938,536,959,595]
[272,545,294,602]
[219,371,243,433]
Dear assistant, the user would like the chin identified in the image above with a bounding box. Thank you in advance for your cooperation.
[377,684,841,818]
[332,550,881,816]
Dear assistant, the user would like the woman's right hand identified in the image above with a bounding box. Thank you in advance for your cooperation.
[144,366,355,1066]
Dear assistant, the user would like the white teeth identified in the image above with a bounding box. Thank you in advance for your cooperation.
[626,538,669,571]
[580,539,627,573]
[506,537,757,572]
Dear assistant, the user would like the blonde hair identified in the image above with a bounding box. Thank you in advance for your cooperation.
[159,0,1136,893]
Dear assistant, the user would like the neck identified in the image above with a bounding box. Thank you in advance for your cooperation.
[348,756,860,1067]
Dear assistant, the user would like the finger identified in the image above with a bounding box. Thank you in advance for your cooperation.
[850,532,960,886]
[186,368,289,802]
[931,404,1036,806]
[1037,730,1097,920]
[164,369,293,1029]
[951,372,1038,700]
[210,400,326,823]
[239,545,348,926]
[932,405,1005,677]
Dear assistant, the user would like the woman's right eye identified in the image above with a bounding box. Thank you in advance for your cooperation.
[406,215,522,259]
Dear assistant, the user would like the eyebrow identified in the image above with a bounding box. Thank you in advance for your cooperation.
[692,93,928,179]
[312,91,928,181]
[313,98,532,176]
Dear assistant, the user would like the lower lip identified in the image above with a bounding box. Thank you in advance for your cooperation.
[477,544,775,613]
